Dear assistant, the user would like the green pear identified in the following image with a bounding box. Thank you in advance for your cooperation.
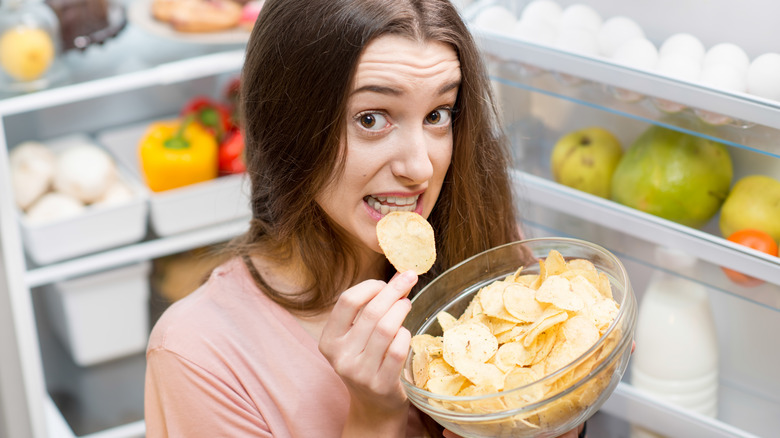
[550,126,623,198]
[720,175,780,242]
[611,125,732,228]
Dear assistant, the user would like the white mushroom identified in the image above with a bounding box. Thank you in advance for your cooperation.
[53,143,118,204]
[9,141,56,210]
[25,192,85,225]
[92,180,134,207]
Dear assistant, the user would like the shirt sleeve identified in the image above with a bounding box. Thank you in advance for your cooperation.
[145,347,272,438]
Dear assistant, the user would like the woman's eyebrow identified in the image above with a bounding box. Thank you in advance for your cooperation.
[438,80,461,95]
[351,85,402,96]
[351,79,461,97]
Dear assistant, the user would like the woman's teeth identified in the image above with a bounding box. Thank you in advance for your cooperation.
[367,195,418,215]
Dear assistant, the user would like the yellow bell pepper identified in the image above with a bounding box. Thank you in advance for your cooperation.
[139,117,218,192]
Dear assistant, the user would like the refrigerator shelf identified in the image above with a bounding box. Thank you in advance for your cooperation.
[0,50,245,117]
[513,171,780,312]
[24,218,248,288]
[473,30,780,159]
[602,381,775,438]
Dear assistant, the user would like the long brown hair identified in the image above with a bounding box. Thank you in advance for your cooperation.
[232,0,520,313]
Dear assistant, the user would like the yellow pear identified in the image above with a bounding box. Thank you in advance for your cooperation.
[719,175,780,242]
[0,26,55,82]
[550,126,623,198]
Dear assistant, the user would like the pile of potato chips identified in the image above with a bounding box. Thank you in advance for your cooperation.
[409,249,624,434]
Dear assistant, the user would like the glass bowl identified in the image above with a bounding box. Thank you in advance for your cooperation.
[402,237,637,438]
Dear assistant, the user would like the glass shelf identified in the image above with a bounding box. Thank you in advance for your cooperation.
[515,170,780,312]
[475,29,780,159]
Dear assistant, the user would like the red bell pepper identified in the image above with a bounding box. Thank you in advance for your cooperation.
[181,96,234,143]
[219,128,246,175]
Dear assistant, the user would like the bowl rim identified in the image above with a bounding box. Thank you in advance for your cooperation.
[401,237,637,416]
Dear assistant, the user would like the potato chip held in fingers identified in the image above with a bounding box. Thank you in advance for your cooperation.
[376,211,436,274]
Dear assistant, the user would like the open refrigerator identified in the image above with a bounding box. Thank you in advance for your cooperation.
[1,0,779,437]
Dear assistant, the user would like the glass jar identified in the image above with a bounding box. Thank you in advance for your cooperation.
[0,0,66,92]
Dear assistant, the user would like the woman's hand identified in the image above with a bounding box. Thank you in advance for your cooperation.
[319,271,417,436]
[443,422,585,438]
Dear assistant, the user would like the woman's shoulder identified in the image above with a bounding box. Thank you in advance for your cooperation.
[147,258,270,354]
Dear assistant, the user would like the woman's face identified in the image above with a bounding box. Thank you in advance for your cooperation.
[316,35,461,256]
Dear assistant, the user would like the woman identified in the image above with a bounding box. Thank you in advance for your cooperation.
[145,0,584,436]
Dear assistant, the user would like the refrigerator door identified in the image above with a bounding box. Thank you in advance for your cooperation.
[466,0,780,437]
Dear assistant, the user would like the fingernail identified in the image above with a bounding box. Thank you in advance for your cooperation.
[397,270,418,288]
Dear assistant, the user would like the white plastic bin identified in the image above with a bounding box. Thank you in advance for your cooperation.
[42,261,152,367]
[96,121,252,236]
[17,134,149,265]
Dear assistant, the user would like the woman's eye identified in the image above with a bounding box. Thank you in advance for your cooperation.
[357,112,388,131]
[425,108,452,126]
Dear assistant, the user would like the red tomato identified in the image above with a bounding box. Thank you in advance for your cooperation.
[721,229,779,287]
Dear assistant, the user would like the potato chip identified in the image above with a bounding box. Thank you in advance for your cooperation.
[591,298,619,333]
[376,211,436,274]
[456,361,505,391]
[543,250,567,276]
[530,330,557,365]
[443,322,498,366]
[427,373,468,396]
[566,258,596,272]
[494,341,536,372]
[535,275,584,312]
[560,268,600,287]
[544,316,600,375]
[494,323,529,345]
[457,383,507,413]
[486,316,518,335]
[458,293,484,323]
[503,283,545,323]
[504,366,544,405]
[436,311,458,332]
[410,334,442,356]
[522,308,568,347]
[597,271,613,300]
[478,281,522,323]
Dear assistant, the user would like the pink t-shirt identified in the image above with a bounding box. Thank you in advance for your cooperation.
[145,258,428,437]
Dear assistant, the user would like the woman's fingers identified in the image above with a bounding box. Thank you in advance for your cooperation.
[342,271,417,347]
[361,297,412,376]
[320,271,417,358]
[322,279,385,339]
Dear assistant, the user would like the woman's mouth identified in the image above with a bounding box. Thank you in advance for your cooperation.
[364,194,420,215]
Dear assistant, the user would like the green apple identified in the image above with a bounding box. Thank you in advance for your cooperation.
[720,175,780,242]
[550,126,623,198]
[611,125,732,228]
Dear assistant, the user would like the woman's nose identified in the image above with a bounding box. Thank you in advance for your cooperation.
[390,128,434,184]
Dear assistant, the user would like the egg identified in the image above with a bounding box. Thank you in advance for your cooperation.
[653,53,701,113]
[558,4,602,34]
[695,62,747,125]
[612,37,658,71]
[512,18,557,46]
[474,5,517,34]
[699,63,746,93]
[656,53,702,82]
[520,0,563,29]
[703,43,750,76]
[555,27,599,56]
[659,33,705,62]
[598,16,644,58]
[746,52,780,101]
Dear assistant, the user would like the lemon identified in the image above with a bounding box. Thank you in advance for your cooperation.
[611,125,732,228]
[0,26,55,82]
